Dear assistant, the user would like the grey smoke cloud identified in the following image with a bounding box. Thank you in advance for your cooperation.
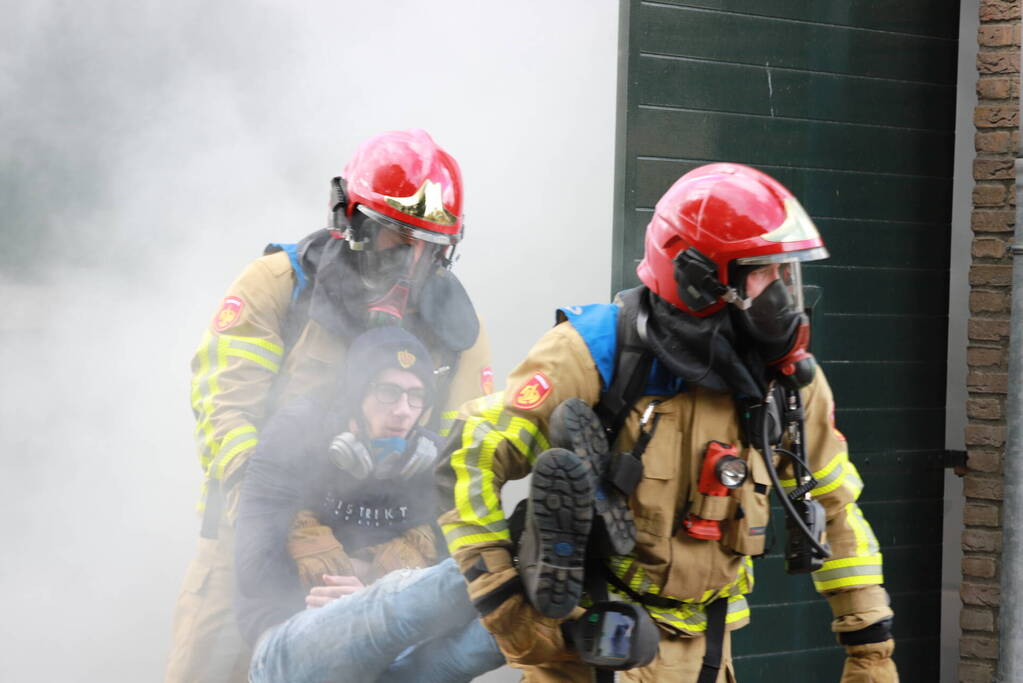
[0,2,617,680]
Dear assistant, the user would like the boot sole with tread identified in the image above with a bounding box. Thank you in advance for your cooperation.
[522,448,594,619]
[549,397,637,556]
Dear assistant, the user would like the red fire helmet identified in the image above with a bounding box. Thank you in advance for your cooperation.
[637,163,828,316]
[342,129,464,245]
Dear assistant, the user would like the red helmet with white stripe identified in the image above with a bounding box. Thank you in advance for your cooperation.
[637,163,827,317]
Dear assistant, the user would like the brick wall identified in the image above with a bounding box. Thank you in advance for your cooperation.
[960,2,1021,680]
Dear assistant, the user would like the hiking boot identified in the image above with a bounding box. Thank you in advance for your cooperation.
[519,448,594,619]
[548,398,636,556]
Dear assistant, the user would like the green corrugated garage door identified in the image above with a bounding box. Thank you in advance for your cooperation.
[612,2,958,678]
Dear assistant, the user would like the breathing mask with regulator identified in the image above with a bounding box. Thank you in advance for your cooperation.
[330,176,457,328]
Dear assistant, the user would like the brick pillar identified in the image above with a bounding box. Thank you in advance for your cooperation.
[960,2,1020,681]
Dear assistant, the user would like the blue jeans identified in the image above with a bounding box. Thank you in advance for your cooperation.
[249,558,505,683]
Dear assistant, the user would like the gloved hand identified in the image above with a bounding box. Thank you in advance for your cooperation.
[360,525,437,581]
[480,592,583,666]
[399,524,442,562]
[841,639,898,682]
[286,509,354,590]
[458,547,581,666]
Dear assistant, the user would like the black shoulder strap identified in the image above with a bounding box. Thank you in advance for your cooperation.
[593,287,655,446]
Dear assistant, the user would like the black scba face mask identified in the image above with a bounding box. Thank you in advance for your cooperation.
[731,262,816,389]
[346,209,451,327]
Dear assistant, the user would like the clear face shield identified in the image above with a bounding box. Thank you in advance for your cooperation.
[730,247,827,388]
[347,206,454,323]
[732,247,826,322]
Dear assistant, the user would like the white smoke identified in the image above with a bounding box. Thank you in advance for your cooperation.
[0,2,617,681]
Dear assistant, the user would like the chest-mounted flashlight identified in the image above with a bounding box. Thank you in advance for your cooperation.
[685,441,748,541]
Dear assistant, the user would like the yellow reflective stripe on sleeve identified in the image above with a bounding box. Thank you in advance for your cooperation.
[210,425,258,480]
[449,392,550,536]
[779,451,863,500]
[812,503,884,591]
[845,502,881,558]
[225,335,283,371]
[190,331,281,474]
[812,553,885,591]
[438,410,459,438]
[441,522,511,551]
[191,331,220,471]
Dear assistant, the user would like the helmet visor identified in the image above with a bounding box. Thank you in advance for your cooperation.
[734,259,805,312]
[357,205,460,246]
[733,246,828,312]
[349,210,449,299]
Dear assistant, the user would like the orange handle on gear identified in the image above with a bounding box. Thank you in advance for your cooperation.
[685,441,748,541]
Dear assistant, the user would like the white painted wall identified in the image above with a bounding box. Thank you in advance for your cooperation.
[0,2,619,681]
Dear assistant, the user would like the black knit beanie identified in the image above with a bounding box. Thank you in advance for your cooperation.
[339,326,436,415]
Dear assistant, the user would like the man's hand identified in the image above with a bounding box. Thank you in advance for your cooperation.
[305,574,366,609]
[287,510,354,590]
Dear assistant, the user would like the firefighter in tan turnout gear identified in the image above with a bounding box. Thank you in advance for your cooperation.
[437,163,897,681]
[165,129,492,683]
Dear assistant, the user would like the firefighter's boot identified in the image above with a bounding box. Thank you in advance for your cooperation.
[520,448,594,619]
[549,398,636,555]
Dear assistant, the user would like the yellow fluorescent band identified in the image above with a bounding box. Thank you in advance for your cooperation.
[813,575,885,592]
[446,530,511,551]
[778,451,848,488]
[225,348,280,373]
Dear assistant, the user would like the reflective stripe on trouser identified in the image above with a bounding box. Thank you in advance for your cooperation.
[164,518,251,683]
[605,555,754,635]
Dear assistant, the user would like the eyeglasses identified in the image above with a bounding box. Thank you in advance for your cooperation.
[370,382,427,409]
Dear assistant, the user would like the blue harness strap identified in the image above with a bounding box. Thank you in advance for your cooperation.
[557,303,685,397]
[265,242,308,302]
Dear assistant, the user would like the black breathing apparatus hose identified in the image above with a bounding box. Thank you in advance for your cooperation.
[757,381,832,559]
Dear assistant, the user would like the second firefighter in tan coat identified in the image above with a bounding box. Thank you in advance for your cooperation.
[437,164,896,682]
[165,130,493,683]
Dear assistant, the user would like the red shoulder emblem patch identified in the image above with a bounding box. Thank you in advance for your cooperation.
[512,371,553,410]
[481,366,495,395]
[214,296,245,332]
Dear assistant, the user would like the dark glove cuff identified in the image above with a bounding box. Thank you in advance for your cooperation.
[839,617,893,646]
[472,576,524,617]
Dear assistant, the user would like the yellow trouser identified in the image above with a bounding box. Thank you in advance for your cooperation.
[164,518,250,683]
[518,629,735,682]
